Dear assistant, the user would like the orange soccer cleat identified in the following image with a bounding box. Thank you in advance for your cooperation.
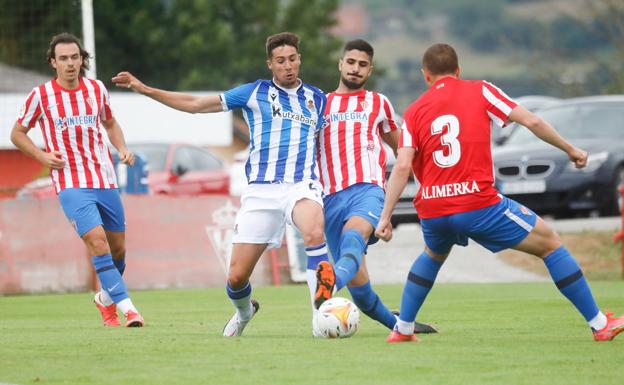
[314,261,336,309]
[94,293,120,327]
[387,329,418,343]
[124,310,145,328]
[592,312,624,341]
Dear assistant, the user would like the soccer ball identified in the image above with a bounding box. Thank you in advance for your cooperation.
[315,297,360,338]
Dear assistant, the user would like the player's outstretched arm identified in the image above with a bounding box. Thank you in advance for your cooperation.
[10,122,65,169]
[508,105,587,169]
[102,117,135,166]
[112,71,223,114]
[375,147,415,242]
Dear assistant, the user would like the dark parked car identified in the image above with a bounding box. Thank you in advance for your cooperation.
[493,95,624,217]
[17,143,230,198]
[493,95,561,146]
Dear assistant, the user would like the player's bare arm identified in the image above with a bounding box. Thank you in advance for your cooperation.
[375,146,416,242]
[381,129,400,156]
[508,105,587,168]
[10,121,65,169]
[102,117,135,166]
[112,71,223,114]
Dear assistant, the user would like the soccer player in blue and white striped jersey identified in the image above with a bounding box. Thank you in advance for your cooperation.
[113,32,331,337]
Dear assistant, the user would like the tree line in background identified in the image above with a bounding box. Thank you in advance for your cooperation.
[0,0,343,92]
[1,0,622,104]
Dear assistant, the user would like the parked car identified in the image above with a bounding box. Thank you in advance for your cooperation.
[493,95,624,217]
[16,143,230,198]
[493,95,561,146]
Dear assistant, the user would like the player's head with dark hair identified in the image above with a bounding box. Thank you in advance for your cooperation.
[47,32,90,76]
[422,43,459,76]
[343,39,374,61]
[265,32,302,89]
[338,39,374,91]
[266,32,300,58]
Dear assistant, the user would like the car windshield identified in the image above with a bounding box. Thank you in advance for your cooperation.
[129,144,168,172]
[505,102,624,145]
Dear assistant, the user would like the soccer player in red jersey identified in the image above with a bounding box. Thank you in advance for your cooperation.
[10,33,144,327]
[313,39,436,335]
[376,43,624,343]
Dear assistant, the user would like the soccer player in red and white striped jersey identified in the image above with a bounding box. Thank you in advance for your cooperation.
[313,39,436,336]
[377,43,624,343]
[10,33,143,327]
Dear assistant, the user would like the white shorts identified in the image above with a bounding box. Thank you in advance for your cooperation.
[232,180,324,249]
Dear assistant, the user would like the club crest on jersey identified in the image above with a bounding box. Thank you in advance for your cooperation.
[86,97,95,110]
[306,99,315,112]
[360,100,369,110]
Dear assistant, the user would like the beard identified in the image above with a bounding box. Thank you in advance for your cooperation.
[341,75,366,90]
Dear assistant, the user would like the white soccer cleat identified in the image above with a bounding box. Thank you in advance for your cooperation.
[222,299,259,337]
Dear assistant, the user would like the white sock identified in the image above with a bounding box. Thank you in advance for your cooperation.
[589,311,607,330]
[396,319,415,335]
[306,269,317,310]
[98,290,114,306]
[231,295,253,321]
[117,298,138,314]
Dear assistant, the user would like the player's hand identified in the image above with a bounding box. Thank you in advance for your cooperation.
[567,147,588,169]
[375,218,393,242]
[112,71,143,93]
[118,149,135,166]
[39,151,66,169]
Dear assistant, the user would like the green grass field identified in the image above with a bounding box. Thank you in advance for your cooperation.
[1,282,624,385]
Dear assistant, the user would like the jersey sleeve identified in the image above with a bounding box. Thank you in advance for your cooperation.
[16,88,42,128]
[379,94,399,133]
[99,81,113,121]
[220,81,259,111]
[316,92,328,131]
[398,108,419,150]
[482,81,517,128]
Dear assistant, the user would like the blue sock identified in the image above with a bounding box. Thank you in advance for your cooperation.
[306,242,329,270]
[349,281,396,330]
[334,230,366,291]
[543,246,599,322]
[92,253,129,303]
[400,252,443,323]
[113,257,126,275]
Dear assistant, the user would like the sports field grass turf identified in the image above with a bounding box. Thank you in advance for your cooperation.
[1,282,623,385]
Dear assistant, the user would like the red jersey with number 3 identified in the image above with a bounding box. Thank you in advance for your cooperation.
[17,77,118,193]
[318,89,399,195]
[399,76,517,219]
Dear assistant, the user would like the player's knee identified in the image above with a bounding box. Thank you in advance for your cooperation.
[84,236,110,255]
[227,272,248,289]
[301,226,325,246]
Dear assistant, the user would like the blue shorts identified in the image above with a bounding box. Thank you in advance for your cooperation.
[420,196,538,255]
[323,183,384,260]
[58,188,125,237]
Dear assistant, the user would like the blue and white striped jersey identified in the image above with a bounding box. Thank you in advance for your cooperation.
[221,79,326,184]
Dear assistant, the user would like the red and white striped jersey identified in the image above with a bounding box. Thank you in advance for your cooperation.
[400,77,517,219]
[17,77,118,193]
[318,89,399,195]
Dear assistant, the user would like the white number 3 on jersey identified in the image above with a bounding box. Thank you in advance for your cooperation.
[431,114,461,168]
